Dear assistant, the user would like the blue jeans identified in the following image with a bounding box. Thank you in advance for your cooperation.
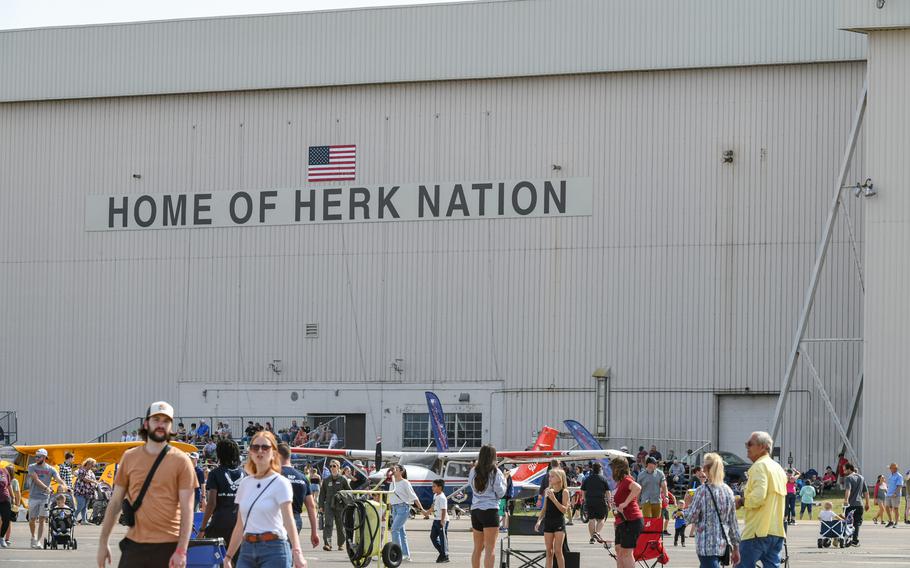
[237,539,291,568]
[431,520,448,557]
[737,536,784,568]
[74,495,89,523]
[699,556,722,568]
[391,503,411,557]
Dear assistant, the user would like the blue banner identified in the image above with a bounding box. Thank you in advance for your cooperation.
[563,420,615,490]
[425,391,449,451]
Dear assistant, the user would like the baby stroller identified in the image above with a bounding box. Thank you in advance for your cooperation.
[90,483,112,525]
[45,504,77,550]
[598,517,669,568]
[818,510,855,548]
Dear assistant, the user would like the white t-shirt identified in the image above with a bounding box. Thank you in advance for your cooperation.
[236,472,293,540]
[433,493,447,521]
[818,510,838,522]
[389,479,419,505]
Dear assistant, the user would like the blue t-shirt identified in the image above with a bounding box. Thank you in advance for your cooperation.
[887,472,905,497]
[194,467,205,502]
[674,515,686,529]
[196,423,210,437]
[281,465,312,515]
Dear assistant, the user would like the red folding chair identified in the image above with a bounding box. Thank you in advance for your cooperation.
[633,517,669,568]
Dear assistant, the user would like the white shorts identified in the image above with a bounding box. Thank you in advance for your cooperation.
[28,498,49,518]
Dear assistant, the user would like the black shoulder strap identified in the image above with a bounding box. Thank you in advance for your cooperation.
[132,445,171,512]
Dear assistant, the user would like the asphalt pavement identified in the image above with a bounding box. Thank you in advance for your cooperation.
[2,515,909,566]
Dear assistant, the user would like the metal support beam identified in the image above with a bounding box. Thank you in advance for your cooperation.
[770,78,868,443]
[840,373,864,464]
[802,349,859,466]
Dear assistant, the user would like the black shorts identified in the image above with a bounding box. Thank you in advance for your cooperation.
[586,500,607,520]
[118,538,178,568]
[543,518,565,533]
[471,508,500,531]
[614,518,644,549]
[507,500,515,515]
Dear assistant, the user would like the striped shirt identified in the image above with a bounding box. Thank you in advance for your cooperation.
[684,483,741,557]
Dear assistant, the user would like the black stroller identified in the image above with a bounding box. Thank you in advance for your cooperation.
[45,503,78,550]
[90,483,112,525]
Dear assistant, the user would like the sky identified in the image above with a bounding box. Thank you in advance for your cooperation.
[0,0,478,30]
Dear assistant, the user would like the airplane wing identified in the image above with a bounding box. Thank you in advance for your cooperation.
[433,448,632,464]
[495,449,633,464]
[290,447,401,463]
[14,441,198,465]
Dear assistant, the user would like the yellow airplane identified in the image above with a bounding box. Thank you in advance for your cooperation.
[9,441,197,508]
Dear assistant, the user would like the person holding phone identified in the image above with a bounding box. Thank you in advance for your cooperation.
[535,468,569,568]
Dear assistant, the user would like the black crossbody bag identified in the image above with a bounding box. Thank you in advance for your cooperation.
[706,485,732,566]
[121,445,170,527]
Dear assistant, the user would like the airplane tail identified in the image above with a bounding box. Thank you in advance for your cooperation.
[511,426,559,482]
[425,391,450,451]
[563,419,615,489]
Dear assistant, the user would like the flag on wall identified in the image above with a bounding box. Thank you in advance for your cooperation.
[308,145,356,182]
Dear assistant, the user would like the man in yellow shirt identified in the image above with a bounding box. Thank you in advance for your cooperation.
[735,431,787,568]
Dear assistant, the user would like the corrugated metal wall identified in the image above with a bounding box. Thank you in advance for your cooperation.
[0,0,866,103]
[0,61,865,469]
[863,29,910,474]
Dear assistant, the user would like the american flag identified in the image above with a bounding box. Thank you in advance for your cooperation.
[308,145,356,182]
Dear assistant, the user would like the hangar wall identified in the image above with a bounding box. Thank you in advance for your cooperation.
[0,60,866,468]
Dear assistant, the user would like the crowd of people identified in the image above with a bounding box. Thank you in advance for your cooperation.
[5,401,909,568]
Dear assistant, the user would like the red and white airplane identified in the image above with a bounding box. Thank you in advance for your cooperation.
[291,394,630,506]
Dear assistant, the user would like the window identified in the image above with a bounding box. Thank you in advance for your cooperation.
[401,412,483,449]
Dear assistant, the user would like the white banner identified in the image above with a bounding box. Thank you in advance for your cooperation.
[84,178,593,231]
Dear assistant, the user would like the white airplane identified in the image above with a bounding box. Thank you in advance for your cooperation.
[291,393,631,506]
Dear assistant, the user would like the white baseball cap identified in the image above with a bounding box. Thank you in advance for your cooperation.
[146,401,175,420]
[36,448,48,457]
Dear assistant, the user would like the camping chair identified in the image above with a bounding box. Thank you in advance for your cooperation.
[499,516,546,568]
[633,517,669,568]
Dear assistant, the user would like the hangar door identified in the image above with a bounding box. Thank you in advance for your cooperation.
[717,395,777,454]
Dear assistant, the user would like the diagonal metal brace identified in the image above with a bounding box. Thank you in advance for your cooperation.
[801,349,859,466]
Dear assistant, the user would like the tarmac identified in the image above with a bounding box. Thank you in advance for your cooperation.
[3,515,909,567]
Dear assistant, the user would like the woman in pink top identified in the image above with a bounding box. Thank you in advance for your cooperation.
[784,469,799,525]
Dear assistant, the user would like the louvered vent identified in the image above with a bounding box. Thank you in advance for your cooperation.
[305,323,319,339]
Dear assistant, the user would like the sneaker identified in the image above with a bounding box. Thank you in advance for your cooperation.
[30,540,41,549]
[0,540,7,549]
[338,545,344,551]
[662,530,671,536]
[323,544,332,551]
[892,523,898,528]
[905,520,910,525]
[441,557,450,563]
[499,527,507,533]
[852,541,860,547]
[589,538,595,544]
[682,543,686,547]
[566,521,574,526]
[404,556,412,562]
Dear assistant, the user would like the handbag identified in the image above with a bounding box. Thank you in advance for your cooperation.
[706,485,732,566]
[121,445,170,527]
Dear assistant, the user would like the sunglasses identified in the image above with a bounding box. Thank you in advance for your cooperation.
[249,444,272,453]
[331,465,339,469]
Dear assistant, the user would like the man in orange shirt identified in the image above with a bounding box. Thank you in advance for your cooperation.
[96,401,197,568]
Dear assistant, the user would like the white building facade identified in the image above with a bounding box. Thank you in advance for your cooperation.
[0,0,877,470]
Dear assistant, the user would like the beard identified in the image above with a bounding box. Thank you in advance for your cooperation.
[148,428,169,443]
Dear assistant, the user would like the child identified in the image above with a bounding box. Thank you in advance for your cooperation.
[673,508,686,547]
[424,479,449,563]
[817,501,843,523]
[49,493,74,535]
[799,481,817,519]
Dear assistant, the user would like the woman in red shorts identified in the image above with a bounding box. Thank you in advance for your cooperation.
[610,457,643,568]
